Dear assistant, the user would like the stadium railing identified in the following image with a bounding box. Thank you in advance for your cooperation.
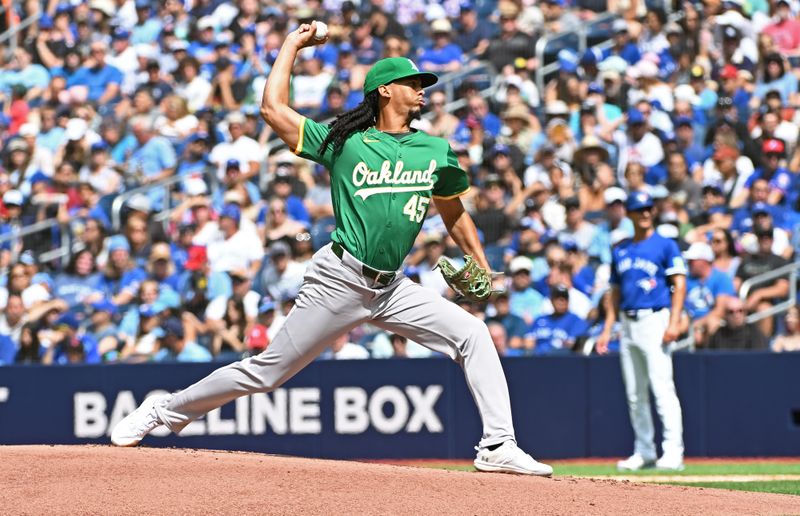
[0,10,41,54]
[739,260,800,325]
[0,217,70,267]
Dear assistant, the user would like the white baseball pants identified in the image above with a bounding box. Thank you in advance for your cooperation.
[620,309,684,460]
[155,243,516,449]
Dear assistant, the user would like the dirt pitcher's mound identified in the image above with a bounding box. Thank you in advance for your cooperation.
[1,446,799,515]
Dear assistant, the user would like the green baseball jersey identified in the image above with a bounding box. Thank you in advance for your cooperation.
[295,117,469,271]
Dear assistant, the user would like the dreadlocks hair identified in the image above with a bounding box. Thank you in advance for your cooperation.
[318,90,380,157]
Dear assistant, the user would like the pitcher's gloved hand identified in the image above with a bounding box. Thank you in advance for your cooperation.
[436,255,493,302]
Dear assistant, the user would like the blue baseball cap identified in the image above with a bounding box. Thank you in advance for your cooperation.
[258,297,276,314]
[492,143,510,156]
[460,1,475,11]
[220,203,241,223]
[29,171,51,186]
[751,202,771,215]
[107,235,131,253]
[626,191,654,211]
[339,42,354,54]
[55,4,72,14]
[112,27,130,40]
[139,304,157,318]
[90,141,109,153]
[581,48,603,66]
[40,14,54,29]
[587,82,604,95]
[54,311,80,330]
[162,317,185,339]
[557,49,579,74]
[91,300,118,315]
[135,0,150,9]
[674,115,693,127]
[187,132,209,143]
[225,159,240,169]
[627,108,646,125]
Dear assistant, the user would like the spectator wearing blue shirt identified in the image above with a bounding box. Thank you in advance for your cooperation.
[153,317,212,362]
[98,235,147,309]
[682,242,736,347]
[588,187,634,266]
[130,0,163,44]
[419,19,463,72]
[52,250,103,310]
[127,115,178,209]
[86,300,120,360]
[67,41,123,105]
[508,256,546,326]
[526,285,589,355]
[487,292,529,352]
[743,139,793,206]
[454,2,495,58]
[454,95,502,140]
[606,19,642,65]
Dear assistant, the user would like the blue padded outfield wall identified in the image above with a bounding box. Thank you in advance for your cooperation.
[0,353,799,459]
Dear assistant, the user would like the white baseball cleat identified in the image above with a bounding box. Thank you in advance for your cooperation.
[474,441,553,476]
[655,454,685,471]
[616,453,656,471]
[111,394,168,447]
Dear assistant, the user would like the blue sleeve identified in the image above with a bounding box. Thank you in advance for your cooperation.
[663,238,687,276]
[287,196,311,224]
[159,139,178,169]
[609,251,620,286]
[106,65,123,85]
[119,309,139,337]
[66,67,88,87]
[0,335,17,365]
[120,268,147,293]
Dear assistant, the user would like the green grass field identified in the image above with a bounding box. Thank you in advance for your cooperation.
[398,460,800,496]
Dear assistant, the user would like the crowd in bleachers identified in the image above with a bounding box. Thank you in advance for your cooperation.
[1,0,800,365]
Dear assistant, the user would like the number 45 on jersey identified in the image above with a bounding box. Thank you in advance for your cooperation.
[403,194,430,223]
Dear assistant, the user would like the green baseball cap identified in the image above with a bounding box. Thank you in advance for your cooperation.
[363,57,438,95]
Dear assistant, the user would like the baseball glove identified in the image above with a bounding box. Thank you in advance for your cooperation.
[436,255,493,302]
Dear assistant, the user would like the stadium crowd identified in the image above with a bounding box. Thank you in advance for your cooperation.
[1,0,799,365]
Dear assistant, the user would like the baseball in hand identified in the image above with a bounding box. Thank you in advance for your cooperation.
[313,21,328,41]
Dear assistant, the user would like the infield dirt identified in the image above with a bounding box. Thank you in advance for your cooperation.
[1,445,799,515]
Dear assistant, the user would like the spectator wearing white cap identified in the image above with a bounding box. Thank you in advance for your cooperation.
[507,255,546,325]
[682,242,736,347]
[588,186,634,265]
[209,111,262,182]
[419,18,464,73]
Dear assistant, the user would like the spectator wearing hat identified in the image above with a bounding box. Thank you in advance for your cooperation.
[735,222,790,337]
[614,108,664,182]
[153,317,212,363]
[559,197,597,253]
[752,108,798,158]
[255,240,306,302]
[507,256,546,325]
[699,144,753,208]
[205,202,264,275]
[607,19,641,65]
[587,187,634,266]
[498,104,536,160]
[105,27,138,94]
[731,178,790,236]
[739,138,792,206]
[741,203,794,260]
[454,2,495,58]
[707,297,768,350]
[208,111,262,182]
[482,3,535,72]
[541,0,580,34]
[682,242,736,347]
[243,322,270,357]
[146,242,180,293]
[672,116,705,172]
[78,141,121,195]
[88,300,121,359]
[419,18,463,73]
[255,295,286,343]
[97,234,146,309]
[494,59,540,110]
[526,284,589,355]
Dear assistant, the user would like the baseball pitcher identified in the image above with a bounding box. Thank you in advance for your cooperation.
[596,192,687,471]
[111,21,552,476]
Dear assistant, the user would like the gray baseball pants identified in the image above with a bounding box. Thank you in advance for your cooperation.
[156,243,516,448]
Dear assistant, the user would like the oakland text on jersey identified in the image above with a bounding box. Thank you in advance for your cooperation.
[352,159,436,199]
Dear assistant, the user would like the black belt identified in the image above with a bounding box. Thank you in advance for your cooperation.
[623,307,668,321]
[332,242,396,287]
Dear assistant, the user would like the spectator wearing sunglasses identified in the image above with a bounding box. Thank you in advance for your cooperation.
[707,297,768,350]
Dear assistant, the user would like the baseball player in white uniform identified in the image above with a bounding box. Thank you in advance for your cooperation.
[596,192,687,471]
